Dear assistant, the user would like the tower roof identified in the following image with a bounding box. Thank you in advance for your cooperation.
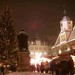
[62,16,71,21]
[61,7,71,21]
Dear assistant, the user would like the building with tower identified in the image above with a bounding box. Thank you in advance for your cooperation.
[52,10,75,56]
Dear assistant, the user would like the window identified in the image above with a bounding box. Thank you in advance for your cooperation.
[35,47,38,50]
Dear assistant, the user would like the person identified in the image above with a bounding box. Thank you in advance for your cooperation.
[30,64,35,72]
[40,62,44,73]
[44,61,49,73]
[54,61,60,75]
[36,64,40,72]
[9,64,16,72]
[50,61,54,75]
[69,56,74,75]
[0,65,4,75]
[60,60,69,75]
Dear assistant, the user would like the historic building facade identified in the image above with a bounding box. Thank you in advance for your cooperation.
[28,36,51,59]
[52,11,75,56]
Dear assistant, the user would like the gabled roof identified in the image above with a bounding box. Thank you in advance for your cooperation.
[51,33,60,49]
[54,35,60,46]
[52,26,75,49]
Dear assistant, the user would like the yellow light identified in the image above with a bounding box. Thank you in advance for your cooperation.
[30,59,35,65]
[42,57,51,62]
[30,52,51,66]
[71,55,75,67]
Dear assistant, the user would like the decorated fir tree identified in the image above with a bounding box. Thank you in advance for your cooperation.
[0,6,18,65]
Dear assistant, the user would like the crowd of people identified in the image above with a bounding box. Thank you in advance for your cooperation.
[0,63,17,75]
[31,56,74,75]
[0,56,74,75]
[31,61,49,73]
[50,56,74,75]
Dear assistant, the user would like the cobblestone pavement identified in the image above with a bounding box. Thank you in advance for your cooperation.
[5,72,51,75]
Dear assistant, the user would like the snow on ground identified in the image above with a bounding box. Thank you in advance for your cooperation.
[5,72,51,75]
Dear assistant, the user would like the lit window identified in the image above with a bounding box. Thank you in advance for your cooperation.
[30,52,34,55]
[35,47,38,50]
[39,47,42,50]
[43,47,46,50]
[44,52,47,55]
[31,47,34,50]
[31,42,33,44]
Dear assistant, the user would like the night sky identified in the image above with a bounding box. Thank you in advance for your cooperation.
[0,0,75,44]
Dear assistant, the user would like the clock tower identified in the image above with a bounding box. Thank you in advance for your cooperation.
[60,10,73,43]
